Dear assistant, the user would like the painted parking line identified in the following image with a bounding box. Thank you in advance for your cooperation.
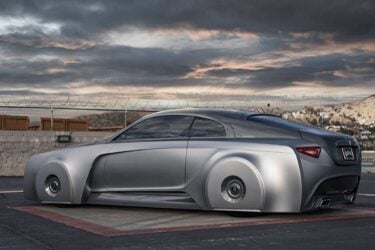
[358,193,375,197]
[0,190,23,194]
[14,205,375,237]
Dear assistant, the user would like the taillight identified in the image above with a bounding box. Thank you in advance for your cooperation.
[296,146,321,158]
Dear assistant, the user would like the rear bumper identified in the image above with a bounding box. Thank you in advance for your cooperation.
[297,145,362,212]
[303,175,360,211]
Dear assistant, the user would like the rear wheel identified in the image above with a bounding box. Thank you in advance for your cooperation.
[206,157,264,211]
[221,177,246,203]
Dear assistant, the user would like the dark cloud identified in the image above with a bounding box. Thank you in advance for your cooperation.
[1,0,374,42]
[1,42,374,89]
[207,53,375,89]
[0,1,374,94]
[0,44,237,87]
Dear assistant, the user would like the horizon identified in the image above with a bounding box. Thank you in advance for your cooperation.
[0,94,373,122]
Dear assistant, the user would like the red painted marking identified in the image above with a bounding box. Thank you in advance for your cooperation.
[15,206,122,236]
[14,206,375,237]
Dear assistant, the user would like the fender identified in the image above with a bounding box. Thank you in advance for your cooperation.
[35,160,73,203]
[206,156,265,211]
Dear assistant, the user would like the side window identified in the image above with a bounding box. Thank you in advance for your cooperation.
[116,115,194,140]
[189,117,226,137]
[230,119,300,138]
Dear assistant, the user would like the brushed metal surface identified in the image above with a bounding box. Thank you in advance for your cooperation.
[103,140,187,191]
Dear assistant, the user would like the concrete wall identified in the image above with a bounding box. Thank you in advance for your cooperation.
[0,130,112,176]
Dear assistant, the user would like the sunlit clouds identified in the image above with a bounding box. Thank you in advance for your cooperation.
[0,0,374,108]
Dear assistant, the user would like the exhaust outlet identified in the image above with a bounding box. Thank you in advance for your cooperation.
[319,198,331,207]
[345,194,356,202]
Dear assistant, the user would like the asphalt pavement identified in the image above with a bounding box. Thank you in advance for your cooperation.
[0,174,375,249]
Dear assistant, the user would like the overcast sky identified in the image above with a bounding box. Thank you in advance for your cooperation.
[0,0,374,107]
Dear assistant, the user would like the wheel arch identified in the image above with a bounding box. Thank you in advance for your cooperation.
[204,154,266,211]
[34,160,74,204]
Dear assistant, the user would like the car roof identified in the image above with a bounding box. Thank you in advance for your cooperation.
[151,108,260,121]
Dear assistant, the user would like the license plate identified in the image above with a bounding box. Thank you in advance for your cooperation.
[341,147,355,161]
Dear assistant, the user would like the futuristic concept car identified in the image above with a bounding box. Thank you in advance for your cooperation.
[24,109,361,213]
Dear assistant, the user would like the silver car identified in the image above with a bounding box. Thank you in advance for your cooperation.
[24,109,361,213]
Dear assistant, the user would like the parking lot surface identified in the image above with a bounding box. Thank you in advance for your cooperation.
[1,174,375,249]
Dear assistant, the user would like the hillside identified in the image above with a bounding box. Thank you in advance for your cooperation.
[338,95,375,125]
[283,95,375,126]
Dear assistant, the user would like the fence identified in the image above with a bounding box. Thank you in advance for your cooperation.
[0,95,283,131]
[0,95,372,147]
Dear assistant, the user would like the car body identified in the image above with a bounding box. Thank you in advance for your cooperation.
[24,109,361,213]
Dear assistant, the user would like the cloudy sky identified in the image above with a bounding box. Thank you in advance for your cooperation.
[0,0,374,108]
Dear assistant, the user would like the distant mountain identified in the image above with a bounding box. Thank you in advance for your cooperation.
[283,95,375,126]
[338,94,375,125]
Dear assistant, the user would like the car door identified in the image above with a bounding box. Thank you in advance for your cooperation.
[103,115,194,191]
[186,117,228,183]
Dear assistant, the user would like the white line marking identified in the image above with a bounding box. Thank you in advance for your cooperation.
[0,190,23,194]
[358,193,375,197]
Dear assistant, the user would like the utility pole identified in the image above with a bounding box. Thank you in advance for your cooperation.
[50,105,54,131]
[124,105,128,128]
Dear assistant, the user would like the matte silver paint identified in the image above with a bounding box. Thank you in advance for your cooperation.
[23,109,361,213]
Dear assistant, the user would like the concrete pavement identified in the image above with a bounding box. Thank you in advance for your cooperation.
[0,174,375,249]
